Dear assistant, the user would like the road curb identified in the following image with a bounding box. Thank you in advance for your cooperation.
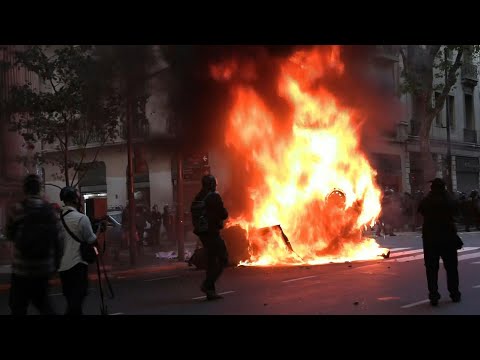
[0,261,191,293]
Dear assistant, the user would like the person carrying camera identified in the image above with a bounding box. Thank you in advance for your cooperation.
[58,187,98,315]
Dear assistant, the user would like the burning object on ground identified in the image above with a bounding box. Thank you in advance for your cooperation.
[255,225,294,253]
[212,46,387,266]
[326,189,347,210]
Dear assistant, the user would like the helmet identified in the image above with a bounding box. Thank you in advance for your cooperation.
[201,174,217,192]
[60,186,80,204]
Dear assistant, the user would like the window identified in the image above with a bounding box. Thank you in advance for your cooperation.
[463,46,473,64]
[465,94,474,130]
[377,62,396,96]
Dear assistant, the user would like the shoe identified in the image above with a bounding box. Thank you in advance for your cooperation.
[429,292,441,306]
[451,293,461,303]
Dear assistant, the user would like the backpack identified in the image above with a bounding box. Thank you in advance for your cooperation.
[191,192,213,235]
[15,200,56,260]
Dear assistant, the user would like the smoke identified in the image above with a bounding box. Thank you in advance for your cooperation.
[323,45,404,154]
[166,45,301,218]
[166,45,403,217]
[167,45,300,151]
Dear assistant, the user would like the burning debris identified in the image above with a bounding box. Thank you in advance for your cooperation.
[210,46,389,266]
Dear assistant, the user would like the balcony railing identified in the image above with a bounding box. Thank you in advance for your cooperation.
[71,130,105,146]
[464,128,477,143]
[461,63,478,89]
[121,121,150,140]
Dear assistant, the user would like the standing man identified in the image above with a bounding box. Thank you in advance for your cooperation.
[6,174,63,315]
[191,174,229,300]
[418,178,462,306]
[150,204,161,246]
[58,187,97,315]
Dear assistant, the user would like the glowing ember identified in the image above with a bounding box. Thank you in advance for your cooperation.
[210,46,387,266]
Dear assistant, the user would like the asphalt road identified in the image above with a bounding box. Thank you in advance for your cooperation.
[2,231,480,315]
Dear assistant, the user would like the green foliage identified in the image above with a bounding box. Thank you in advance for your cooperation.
[1,45,151,187]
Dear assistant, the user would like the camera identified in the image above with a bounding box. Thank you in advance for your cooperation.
[91,217,108,234]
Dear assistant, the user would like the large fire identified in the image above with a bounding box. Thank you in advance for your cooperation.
[210,46,386,266]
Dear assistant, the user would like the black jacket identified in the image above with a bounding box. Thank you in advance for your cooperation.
[193,190,229,235]
[418,190,458,243]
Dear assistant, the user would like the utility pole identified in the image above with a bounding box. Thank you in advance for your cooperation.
[176,150,185,262]
[126,95,137,265]
[444,48,453,193]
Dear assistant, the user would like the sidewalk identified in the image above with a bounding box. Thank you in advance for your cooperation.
[0,240,199,292]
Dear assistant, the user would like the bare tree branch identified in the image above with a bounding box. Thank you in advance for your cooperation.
[72,140,105,189]
[54,132,66,148]
[70,120,95,185]
[431,47,464,117]
[49,78,57,94]
[44,182,62,190]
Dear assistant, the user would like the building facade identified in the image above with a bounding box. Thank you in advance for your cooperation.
[6,45,480,231]
[369,45,480,195]
[0,45,39,230]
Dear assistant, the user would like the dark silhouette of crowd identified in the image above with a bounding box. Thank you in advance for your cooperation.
[374,185,480,234]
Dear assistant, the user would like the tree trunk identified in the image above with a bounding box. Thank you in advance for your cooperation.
[416,95,436,191]
[64,125,69,187]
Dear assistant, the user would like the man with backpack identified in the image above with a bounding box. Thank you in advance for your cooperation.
[6,174,63,315]
[191,174,229,300]
[58,187,98,315]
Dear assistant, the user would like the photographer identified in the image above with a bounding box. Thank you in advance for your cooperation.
[58,187,98,315]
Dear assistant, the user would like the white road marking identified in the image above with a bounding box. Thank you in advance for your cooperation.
[144,275,179,282]
[456,252,480,261]
[282,275,317,283]
[110,312,124,315]
[401,299,430,308]
[378,296,400,301]
[192,290,235,300]
[473,284,480,289]
[390,247,480,263]
[388,249,424,258]
[471,261,480,264]
[389,247,412,252]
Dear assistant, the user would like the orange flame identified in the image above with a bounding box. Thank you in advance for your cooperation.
[211,46,386,266]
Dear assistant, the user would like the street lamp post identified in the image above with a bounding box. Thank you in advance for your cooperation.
[176,150,185,262]
[126,95,137,265]
[444,48,453,193]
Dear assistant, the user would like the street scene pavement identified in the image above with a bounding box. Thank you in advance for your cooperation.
[1,230,479,315]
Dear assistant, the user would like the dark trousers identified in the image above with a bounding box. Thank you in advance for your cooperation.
[59,263,88,315]
[9,273,55,316]
[200,233,228,292]
[423,243,460,300]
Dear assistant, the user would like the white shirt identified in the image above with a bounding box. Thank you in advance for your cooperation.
[58,206,97,272]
